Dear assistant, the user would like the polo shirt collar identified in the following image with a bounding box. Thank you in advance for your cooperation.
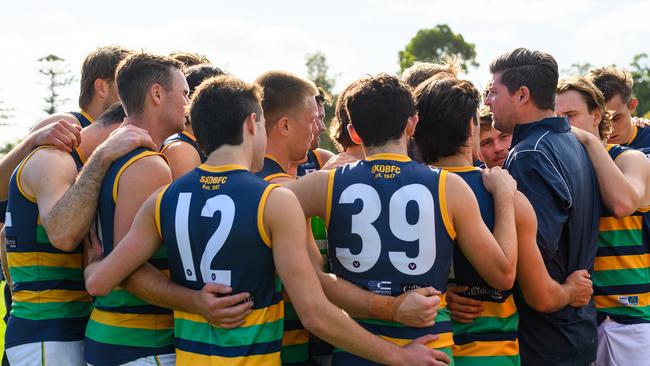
[511,116,569,146]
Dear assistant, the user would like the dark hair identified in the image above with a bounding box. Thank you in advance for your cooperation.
[489,48,558,111]
[190,75,263,155]
[95,102,126,127]
[557,77,613,141]
[184,64,226,98]
[414,76,481,164]
[79,45,132,110]
[255,71,318,126]
[402,57,461,89]
[345,73,416,147]
[315,87,332,106]
[169,51,211,68]
[588,66,633,104]
[115,52,183,115]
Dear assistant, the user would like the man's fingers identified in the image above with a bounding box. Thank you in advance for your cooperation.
[216,292,252,307]
[216,320,246,329]
[448,302,483,314]
[411,333,438,345]
[430,349,451,364]
[413,286,441,297]
[202,282,232,294]
[213,301,253,318]
[214,308,253,324]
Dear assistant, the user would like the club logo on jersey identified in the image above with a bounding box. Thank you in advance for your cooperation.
[371,164,401,179]
[619,295,639,306]
[408,262,417,270]
[353,260,360,268]
[400,283,427,294]
[368,280,392,295]
[5,235,16,249]
[463,285,505,301]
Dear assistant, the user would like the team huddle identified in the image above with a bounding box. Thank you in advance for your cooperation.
[0,45,648,366]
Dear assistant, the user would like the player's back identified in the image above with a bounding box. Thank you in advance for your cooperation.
[158,163,284,365]
[327,153,455,365]
[624,125,650,150]
[445,166,519,366]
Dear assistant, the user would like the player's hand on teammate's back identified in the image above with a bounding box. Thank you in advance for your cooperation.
[564,269,593,307]
[196,283,253,329]
[632,116,650,128]
[570,126,594,145]
[481,166,517,195]
[394,287,441,328]
[397,334,451,366]
[445,285,484,324]
[31,119,82,152]
[95,124,157,162]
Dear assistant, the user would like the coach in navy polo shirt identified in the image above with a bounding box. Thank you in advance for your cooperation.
[486,48,600,366]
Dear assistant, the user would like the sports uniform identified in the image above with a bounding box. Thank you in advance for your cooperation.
[157,164,284,365]
[326,153,455,365]
[160,131,206,163]
[621,125,650,150]
[68,111,94,129]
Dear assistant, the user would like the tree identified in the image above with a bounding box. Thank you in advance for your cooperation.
[398,24,478,73]
[630,53,650,117]
[561,62,594,78]
[0,98,12,126]
[38,54,75,115]
[305,51,338,152]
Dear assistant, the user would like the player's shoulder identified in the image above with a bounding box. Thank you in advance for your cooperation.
[31,113,79,131]
[24,146,75,172]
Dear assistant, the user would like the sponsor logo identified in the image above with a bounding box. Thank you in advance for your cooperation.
[619,295,639,306]
[369,280,392,295]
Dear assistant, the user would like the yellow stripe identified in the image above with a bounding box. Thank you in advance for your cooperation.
[16,146,51,203]
[182,130,197,142]
[638,206,650,213]
[198,164,247,173]
[80,110,95,123]
[263,173,294,182]
[282,329,309,346]
[175,301,284,328]
[13,289,90,303]
[599,215,642,232]
[594,293,650,308]
[594,254,650,271]
[8,252,82,269]
[264,154,287,171]
[366,153,411,162]
[175,349,279,366]
[481,295,517,318]
[381,331,454,349]
[258,184,279,248]
[438,170,456,240]
[606,144,614,152]
[314,149,326,168]
[75,147,86,164]
[154,185,170,239]
[628,125,639,145]
[112,151,162,203]
[438,166,480,173]
[325,168,336,228]
[90,308,173,330]
[452,339,519,357]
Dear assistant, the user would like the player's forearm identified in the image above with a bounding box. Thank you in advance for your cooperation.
[318,271,372,318]
[582,134,639,217]
[44,150,113,249]
[120,263,198,312]
[0,135,38,200]
[518,267,569,313]
[490,190,517,289]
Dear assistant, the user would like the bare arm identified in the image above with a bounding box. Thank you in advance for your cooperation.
[45,126,156,247]
[449,169,517,290]
[161,141,201,180]
[267,187,448,366]
[573,128,644,217]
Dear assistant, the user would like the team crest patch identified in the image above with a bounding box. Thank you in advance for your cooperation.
[618,295,639,306]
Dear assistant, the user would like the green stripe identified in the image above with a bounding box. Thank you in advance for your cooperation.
[85,318,173,348]
[593,267,650,287]
[333,346,455,365]
[11,300,91,320]
[452,312,519,335]
[454,354,519,366]
[281,343,309,364]
[9,266,83,283]
[311,217,327,240]
[36,225,50,244]
[598,230,642,247]
[284,302,299,321]
[151,246,168,259]
[598,305,650,320]
[175,316,283,348]
[274,275,282,293]
[94,288,150,309]
[359,308,451,328]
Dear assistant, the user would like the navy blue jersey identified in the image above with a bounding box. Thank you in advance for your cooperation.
[157,164,283,364]
[255,155,293,182]
[504,117,600,366]
[68,111,93,128]
[0,200,6,223]
[623,125,650,150]
[327,153,455,364]
[160,131,206,163]
[297,149,324,177]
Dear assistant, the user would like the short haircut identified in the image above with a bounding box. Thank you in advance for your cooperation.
[316,86,333,107]
[489,48,558,111]
[479,106,493,129]
[588,66,633,104]
[557,76,613,141]
[169,51,211,68]
[184,64,227,98]
[95,102,126,127]
[414,76,481,164]
[115,52,183,115]
[254,71,318,126]
[190,75,263,155]
[329,78,367,151]
[345,73,416,147]
[402,57,461,89]
[79,45,132,110]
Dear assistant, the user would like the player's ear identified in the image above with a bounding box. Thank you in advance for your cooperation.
[516,85,530,106]
[150,83,163,106]
[94,78,107,98]
[276,116,290,136]
[347,123,363,145]
[244,113,256,135]
[630,98,638,114]
[405,114,419,137]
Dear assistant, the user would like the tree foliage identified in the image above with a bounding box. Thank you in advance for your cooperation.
[630,53,650,117]
[398,24,478,73]
[38,54,75,115]
[305,51,337,152]
[561,62,594,78]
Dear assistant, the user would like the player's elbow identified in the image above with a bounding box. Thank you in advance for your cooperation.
[300,309,327,337]
[528,296,560,313]
[85,273,111,297]
[48,232,82,253]
[611,200,637,219]
[491,271,516,291]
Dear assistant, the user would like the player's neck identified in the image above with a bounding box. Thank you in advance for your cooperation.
[516,108,556,126]
[363,141,407,159]
[204,145,251,170]
[265,141,292,172]
[83,100,104,121]
[434,150,473,168]
[346,145,365,160]
[125,113,168,149]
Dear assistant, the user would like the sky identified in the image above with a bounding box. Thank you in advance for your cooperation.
[1,0,648,144]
